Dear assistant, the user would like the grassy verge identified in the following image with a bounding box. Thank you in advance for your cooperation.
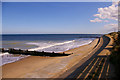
[109,32,120,78]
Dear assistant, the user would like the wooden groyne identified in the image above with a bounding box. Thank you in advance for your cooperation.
[1,48,72,57]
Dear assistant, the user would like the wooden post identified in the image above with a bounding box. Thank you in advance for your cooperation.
[2,48,4,52]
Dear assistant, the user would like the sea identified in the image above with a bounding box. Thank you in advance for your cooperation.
[0,34,102,66]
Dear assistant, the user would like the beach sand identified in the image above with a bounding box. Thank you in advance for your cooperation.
[2,38,100,78]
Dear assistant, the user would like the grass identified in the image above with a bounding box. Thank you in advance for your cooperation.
[109,32,120,78]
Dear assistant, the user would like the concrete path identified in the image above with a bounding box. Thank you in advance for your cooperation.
[57,35,115,79]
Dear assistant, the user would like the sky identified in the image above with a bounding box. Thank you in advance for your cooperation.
[2,2,118,34]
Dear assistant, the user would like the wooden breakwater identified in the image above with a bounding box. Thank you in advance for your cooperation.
[1,48,72,57]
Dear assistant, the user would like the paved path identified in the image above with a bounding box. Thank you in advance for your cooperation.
[57,35,114,79]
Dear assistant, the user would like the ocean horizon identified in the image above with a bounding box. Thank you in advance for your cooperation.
[2,34,102,51]
[1,34,102,65]
[2,2,118,78]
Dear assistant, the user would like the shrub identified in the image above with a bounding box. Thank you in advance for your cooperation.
[109,32,120,78]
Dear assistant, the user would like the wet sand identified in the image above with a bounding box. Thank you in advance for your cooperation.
[2,38,99,78]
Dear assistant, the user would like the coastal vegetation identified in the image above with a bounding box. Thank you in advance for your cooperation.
[109,32,120,78]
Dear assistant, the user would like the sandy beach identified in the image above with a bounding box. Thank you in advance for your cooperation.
[2,2,118,79]
[2,38,100,78]
[57,35,114,79]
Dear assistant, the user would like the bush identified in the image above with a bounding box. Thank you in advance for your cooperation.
[109,32,120,78]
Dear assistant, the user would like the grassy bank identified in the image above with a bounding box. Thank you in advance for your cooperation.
[109,32,120,78]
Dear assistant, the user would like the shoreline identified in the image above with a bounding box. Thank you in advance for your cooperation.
[2,38,99,78]
[56,35,113,79]
[1,38,94,66]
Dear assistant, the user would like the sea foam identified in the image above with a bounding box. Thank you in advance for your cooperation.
[1,38,94,66]
[28,40,75,51]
